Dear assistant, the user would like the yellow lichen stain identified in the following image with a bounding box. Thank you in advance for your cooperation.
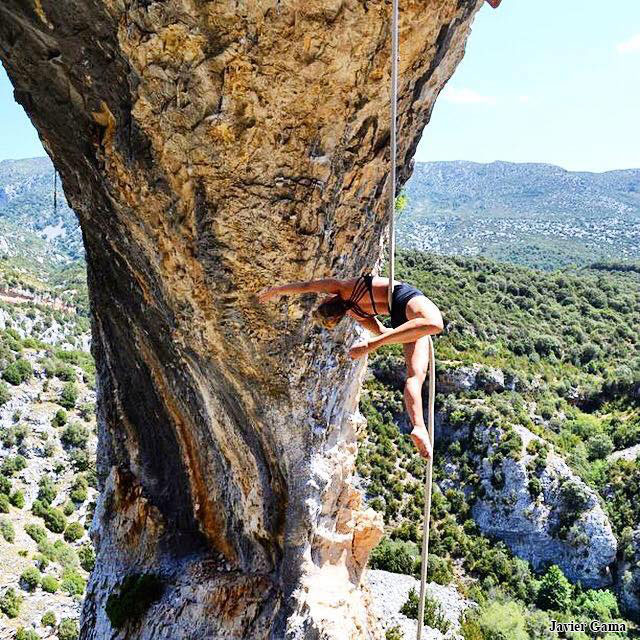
[135,332,237,564]
[209,121,235,145]
[33,0,53,28]
[91,100,117,148]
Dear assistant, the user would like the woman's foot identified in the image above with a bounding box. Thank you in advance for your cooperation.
[410,426,433,460]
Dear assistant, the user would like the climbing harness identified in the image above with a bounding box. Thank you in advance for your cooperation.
[386,2,436,637]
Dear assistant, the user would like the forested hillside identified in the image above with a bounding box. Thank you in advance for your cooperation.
[0,157,82,270]
[363,250,640,638]
[0,268,95,640]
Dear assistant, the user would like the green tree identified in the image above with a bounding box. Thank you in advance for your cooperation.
[19,566,42,591]
[537,565,572,611]
[368,537,418,575]
[61,569,86,596]
[64,521,85,543]
[61,422,89,449]
[58,618,79,640]
[43,507,67,534]
[79,542,96,572]
[41,610,57,627]
[0,381,9,405]
[59,382,79,410]
[0,516,15,542]
[0,587,23,617]
[41,575,60,594]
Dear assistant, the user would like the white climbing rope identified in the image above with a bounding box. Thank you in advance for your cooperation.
[387,0,398,312]
[386,6,435,635]
[417,335,436,640]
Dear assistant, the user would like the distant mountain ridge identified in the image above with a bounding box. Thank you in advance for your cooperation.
[401,161,640,270]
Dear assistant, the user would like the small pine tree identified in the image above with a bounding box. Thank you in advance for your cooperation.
[536,564,572,612]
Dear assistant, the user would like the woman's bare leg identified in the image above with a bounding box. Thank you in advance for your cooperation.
[403,335,433,460]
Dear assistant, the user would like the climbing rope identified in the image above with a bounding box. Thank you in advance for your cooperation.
[53,169,58,218]
[417,335,436,640]
[386,3,435,637]
[387,0,398,312]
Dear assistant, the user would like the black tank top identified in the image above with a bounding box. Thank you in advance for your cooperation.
[344,274,379,319]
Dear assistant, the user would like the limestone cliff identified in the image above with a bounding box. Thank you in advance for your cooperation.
[0,1,482,637]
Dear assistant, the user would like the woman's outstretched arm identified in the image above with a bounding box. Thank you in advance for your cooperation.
[257,278,342,303]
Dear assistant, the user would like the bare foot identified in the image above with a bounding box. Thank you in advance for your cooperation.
[410,427,433,460]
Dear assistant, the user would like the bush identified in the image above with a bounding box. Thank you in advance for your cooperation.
[0,474,11,495]
[70,475,88,503]
[59,382,79,409]
[0,381,9,405]
[2,359,33,385]
[9,490,25,508]
[34,553,49,571]
[68,448,90,471]
[0,493,10,513]
[42,610,57,627]
[368,537,418,575]
[19,566,42,591]
[60,568,86,596]
[14,628,39,640]
[105,573,164,629]
[25,523,48,544]
[2,455,27,476]
[586,434,614,461]
[537,565,572,612]
[64,521,85,543]
[0,517,15,542]
[43,507,67,534]
[58,618,79,640]
[62,422,89,449]
[400,588,450,634]
[41,574,60,594]
[79,542,96,572]
[52,408,68,427]
[37,475,57,506]
[0,587,23,617]
[476,600,529,640]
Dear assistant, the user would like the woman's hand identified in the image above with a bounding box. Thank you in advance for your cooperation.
[257,286,282,303]
[349,339,370,360]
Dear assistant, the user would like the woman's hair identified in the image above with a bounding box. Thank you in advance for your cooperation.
[312,295,350,329]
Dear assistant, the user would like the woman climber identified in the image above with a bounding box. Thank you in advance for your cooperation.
[257,274,443,460]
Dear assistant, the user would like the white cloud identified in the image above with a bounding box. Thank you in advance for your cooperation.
[518,95,530,104]
[616,33,640,54]
[441,87,497,105]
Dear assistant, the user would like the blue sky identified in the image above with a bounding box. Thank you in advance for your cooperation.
[1,0,639,172]
[416,0,640,171]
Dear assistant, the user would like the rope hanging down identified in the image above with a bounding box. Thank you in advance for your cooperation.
[386,3,436,638]
[417,336,436,640]
[387,0,398,311]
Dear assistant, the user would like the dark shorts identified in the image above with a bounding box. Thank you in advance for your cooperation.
[390,283,425,329]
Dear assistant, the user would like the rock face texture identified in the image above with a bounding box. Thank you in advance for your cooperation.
[440,421,617,589]
[0,0,482,637]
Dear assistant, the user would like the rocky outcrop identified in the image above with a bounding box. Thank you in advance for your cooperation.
[370,354,514,394]
[0,0,482,637]
[366,569,475,640]
[615,528,640,622]
[440,421,617,588]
